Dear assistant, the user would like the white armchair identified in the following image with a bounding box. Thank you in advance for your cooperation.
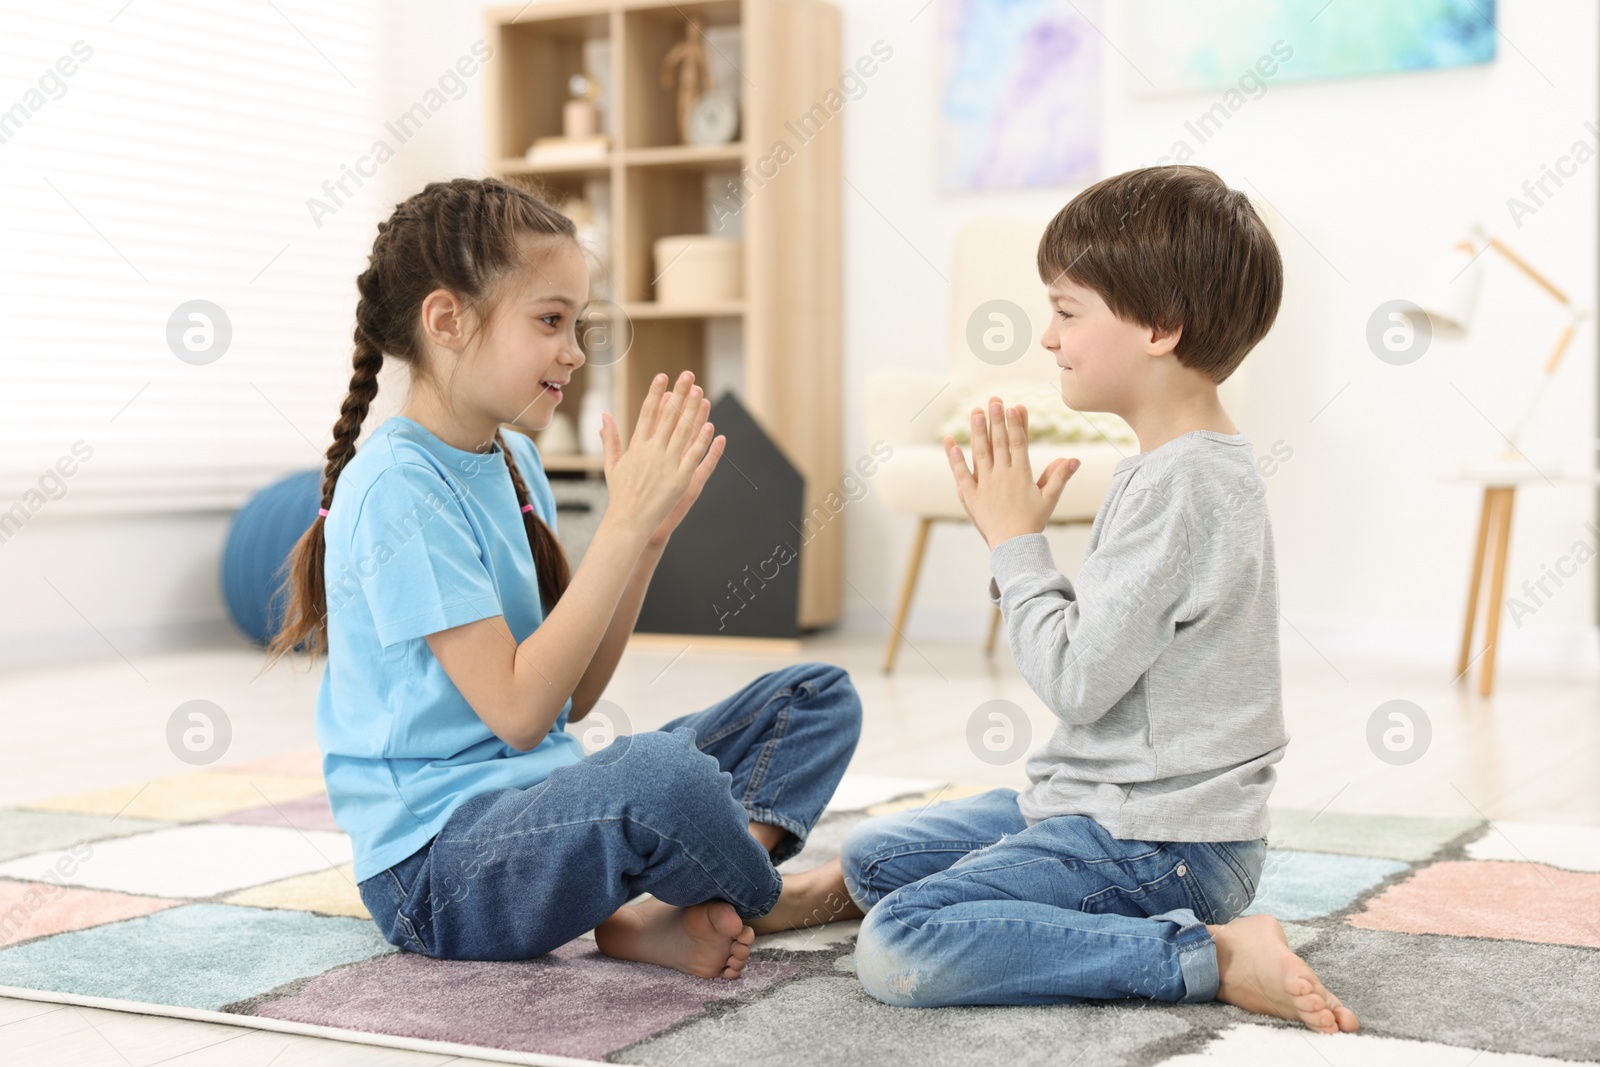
[865,215,1249,672]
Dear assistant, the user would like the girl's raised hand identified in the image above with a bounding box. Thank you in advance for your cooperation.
[597,371,722,544]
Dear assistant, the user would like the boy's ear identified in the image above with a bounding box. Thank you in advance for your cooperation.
[1145,322,1182,358]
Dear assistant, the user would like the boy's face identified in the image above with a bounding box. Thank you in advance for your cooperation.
[1041,277,1159,415]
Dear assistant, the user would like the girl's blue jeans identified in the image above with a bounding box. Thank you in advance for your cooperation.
[840,788,1268,1008]
[357,662,862,961]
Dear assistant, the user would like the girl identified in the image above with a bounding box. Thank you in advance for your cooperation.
[265,177,865,979]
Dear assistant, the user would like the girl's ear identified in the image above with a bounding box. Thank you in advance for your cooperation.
[420,287,470,352]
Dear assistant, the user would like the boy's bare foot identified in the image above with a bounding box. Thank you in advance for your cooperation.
[1208,914,1359,1034]
[749,856,866,935]
[594,897,756,979]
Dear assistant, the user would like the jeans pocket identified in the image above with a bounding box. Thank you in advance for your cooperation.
[1080,859,1209,923]
[1202,839,1267,921]
[358,869,417,953]
[356,870,396,926]
[362,848,433,955]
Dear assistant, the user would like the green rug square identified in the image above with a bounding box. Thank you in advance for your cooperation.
[1245,850,1409,921]
[0,809,173,863]
[1267,808,1480,861]
[0,902,394,1010]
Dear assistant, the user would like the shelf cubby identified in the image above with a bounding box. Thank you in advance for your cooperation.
[621,1,742,150]
[486,0,842,629]
[620,165,741,303]
[488,10,613,162]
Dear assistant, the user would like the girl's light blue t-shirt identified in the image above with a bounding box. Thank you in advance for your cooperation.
[314,416,584,882]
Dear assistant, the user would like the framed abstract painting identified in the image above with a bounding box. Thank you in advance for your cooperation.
[938,0,1102,191]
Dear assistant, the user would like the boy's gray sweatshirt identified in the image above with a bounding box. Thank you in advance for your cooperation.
[988,430,1289,842]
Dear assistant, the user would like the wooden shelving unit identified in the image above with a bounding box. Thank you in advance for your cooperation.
[485,0,843,629]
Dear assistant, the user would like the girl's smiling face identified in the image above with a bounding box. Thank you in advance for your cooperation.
[481,238,589,438]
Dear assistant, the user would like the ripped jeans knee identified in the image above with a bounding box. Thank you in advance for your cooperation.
[853,905,932,1008]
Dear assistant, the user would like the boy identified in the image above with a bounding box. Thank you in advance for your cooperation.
[834,166,1359,1033]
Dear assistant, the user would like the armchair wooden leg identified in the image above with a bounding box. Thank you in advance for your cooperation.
[1479,487,1516,697]
[1455,487,1495,681]
[883,517,934,673]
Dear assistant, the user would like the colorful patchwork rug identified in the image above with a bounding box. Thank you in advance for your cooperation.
[1,752,1597,1066]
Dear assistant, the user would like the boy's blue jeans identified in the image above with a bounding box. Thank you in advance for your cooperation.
[841,788,1268,1007]
[357,662,861,961]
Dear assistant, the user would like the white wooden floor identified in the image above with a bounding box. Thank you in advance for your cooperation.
[1,628,1594,1065]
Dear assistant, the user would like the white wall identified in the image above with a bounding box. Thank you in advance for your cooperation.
[4,0,1591,671]
[0,513,240,668]
[830,0,1598,669]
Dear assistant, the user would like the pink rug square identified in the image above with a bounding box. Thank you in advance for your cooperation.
[0,877,179,945]
[1349,860,1600,949]
[222,748,324,778]
[213,792,339,832]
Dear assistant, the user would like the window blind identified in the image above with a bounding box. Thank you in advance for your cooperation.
[0,0,379,517]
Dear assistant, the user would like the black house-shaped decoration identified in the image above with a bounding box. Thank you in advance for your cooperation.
[637,392,805,639]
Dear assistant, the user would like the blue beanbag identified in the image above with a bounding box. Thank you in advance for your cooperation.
[222,469,323,648]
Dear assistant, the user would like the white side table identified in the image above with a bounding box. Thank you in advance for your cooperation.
[1447,460,1599,696]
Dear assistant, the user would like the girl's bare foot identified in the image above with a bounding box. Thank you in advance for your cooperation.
[749,856,865,935]
[1208,914,1360,1034]
[594,897,756,979]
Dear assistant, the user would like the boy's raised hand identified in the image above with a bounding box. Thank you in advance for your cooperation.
[944,397,1080,551]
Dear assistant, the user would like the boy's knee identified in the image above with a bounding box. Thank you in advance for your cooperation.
[839,815,904,908]
[853,907,925,1008]
[837,829,871,909]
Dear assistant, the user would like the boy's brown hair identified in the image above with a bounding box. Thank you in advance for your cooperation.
[1037,165,1282,383]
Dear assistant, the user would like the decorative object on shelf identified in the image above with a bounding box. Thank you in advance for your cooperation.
[652,235,742,305]
[660,15,713,144]
[549,478,609,566]
[525,69,610,164]
[558,189,613,296]
[558,194,598,237]
[687,89,740,146]
[637,393,803,638]
[564,71,602,138]
[525,133,609,165]
[535,411,579,455]
[577,364,611,458]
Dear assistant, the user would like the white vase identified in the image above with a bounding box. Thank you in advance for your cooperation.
[579,364,610,457]
[536,412,578,455]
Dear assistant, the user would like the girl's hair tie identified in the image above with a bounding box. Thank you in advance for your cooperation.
[318,508,329,517]
[521,503,535,514]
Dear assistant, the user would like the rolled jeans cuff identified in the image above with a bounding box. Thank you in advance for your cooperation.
[1152,907,1219,1003]
[740,870,784,924]
[746,807,811,868]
